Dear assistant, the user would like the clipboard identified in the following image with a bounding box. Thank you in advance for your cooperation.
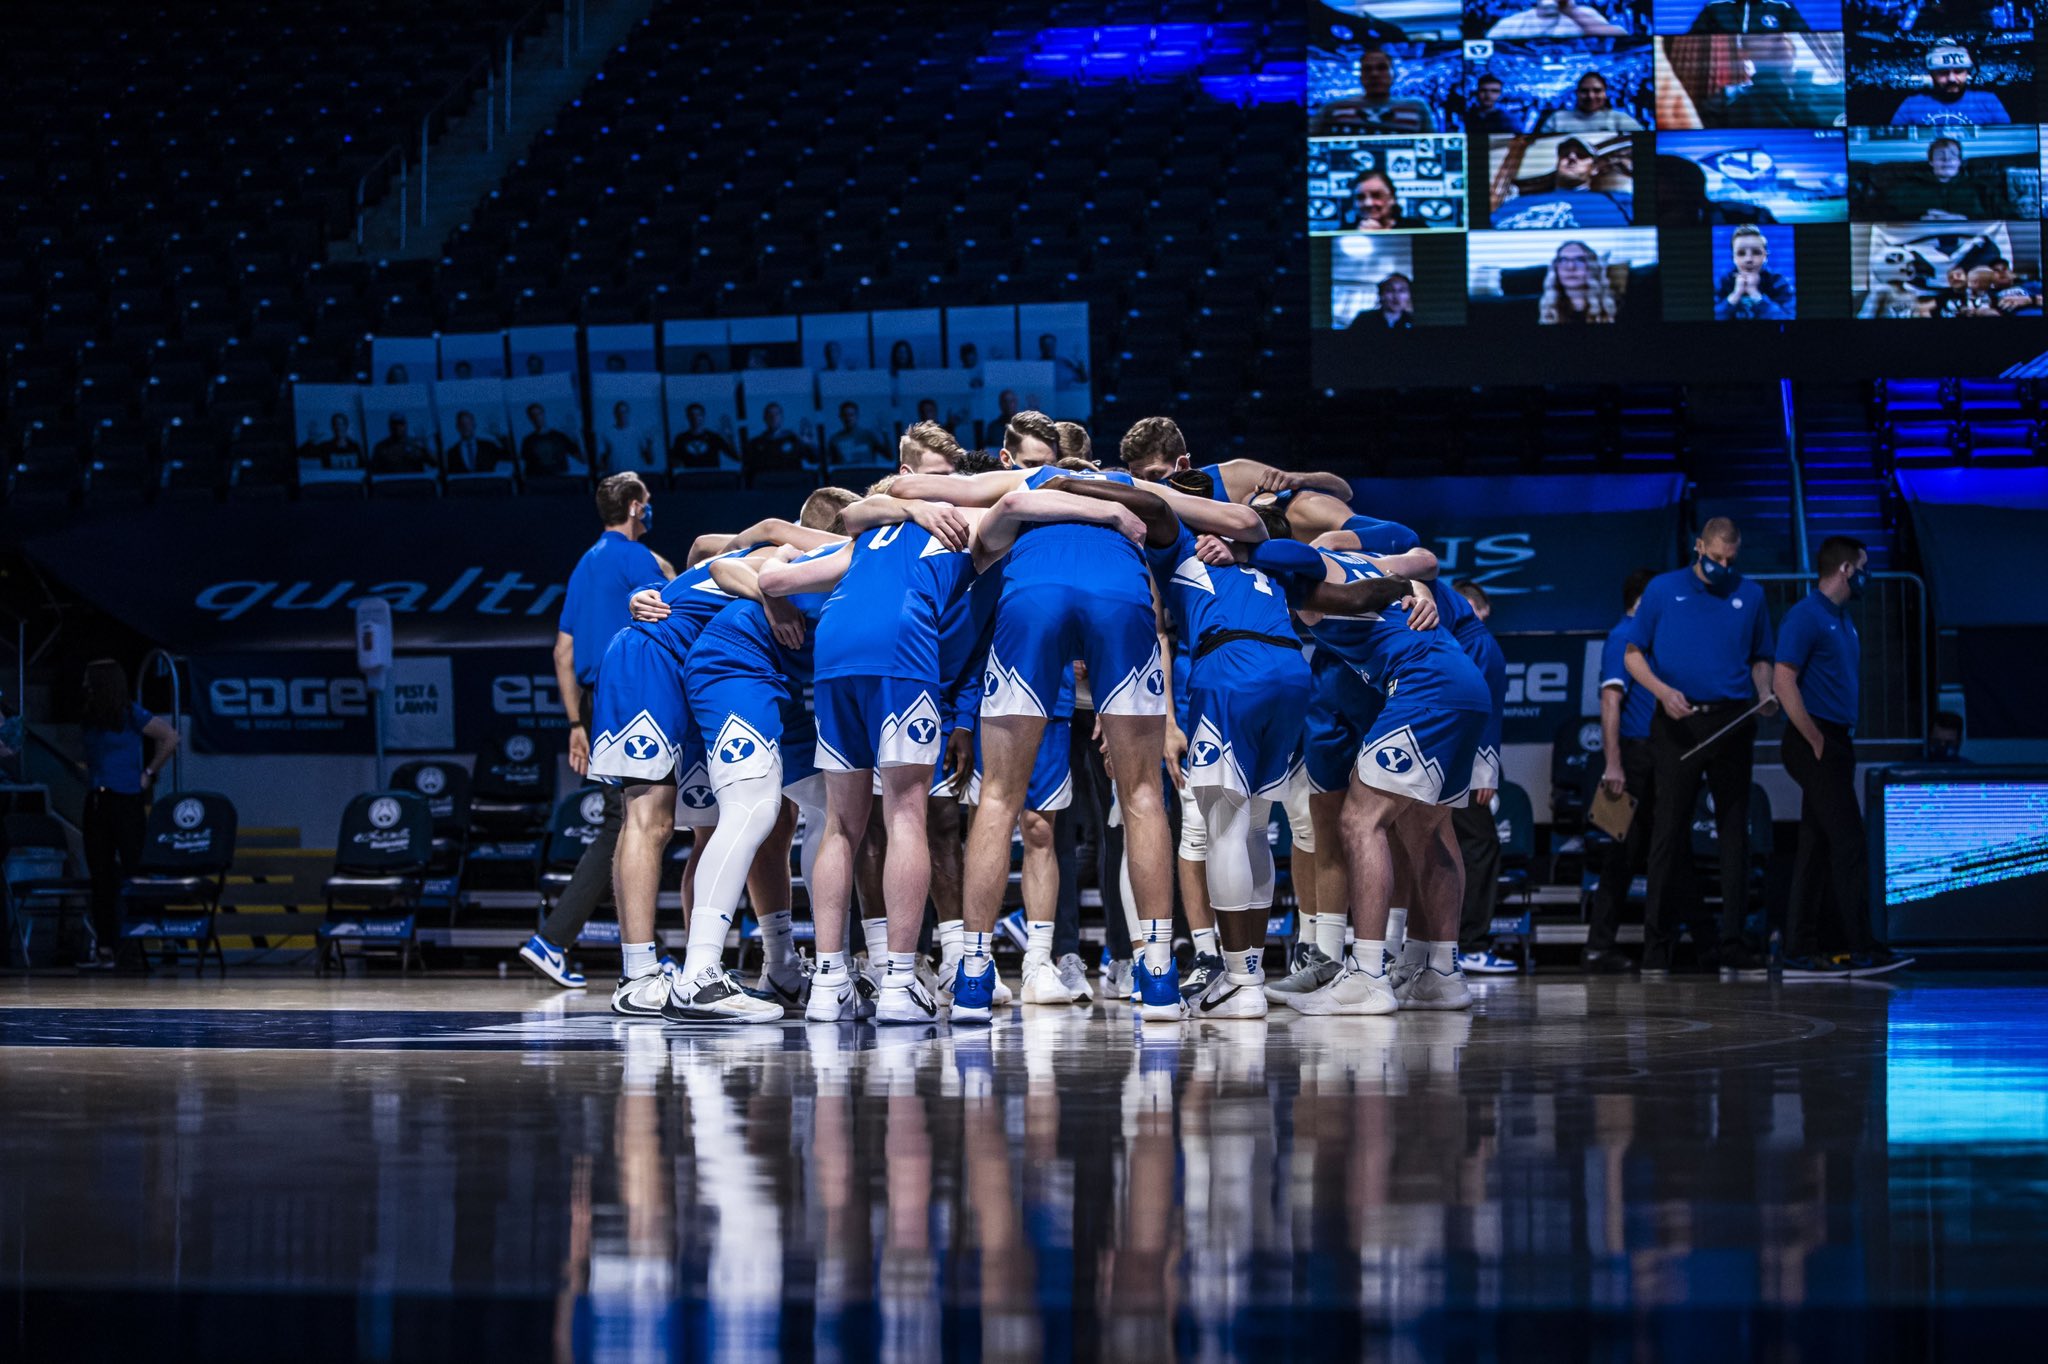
[1679,697,1774,764]
[1589,784,1636,840]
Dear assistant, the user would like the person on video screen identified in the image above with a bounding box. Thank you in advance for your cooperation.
[1689,0,1812,32]
[1536,73,1644,135]
[1935,264,2002,317]
[1717,33,1838,128]
[1311,47,1437,133]
[1890,45,2011,127]
[1714,226,1796,320]
[1495,137,1634,229]
[1540,240,1622,323]
[1343,169,1425,229]
[1312,1,1407,46]
[1466,73,1523,133]
[1488,0,1626,37]
[1875,137,2001,220]
[1989,255,2044,316]
[1348,272,1417,329]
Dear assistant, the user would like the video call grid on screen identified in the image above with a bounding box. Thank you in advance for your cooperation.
[1311,0,2048,383]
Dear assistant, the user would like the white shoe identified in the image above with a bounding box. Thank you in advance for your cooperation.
[1264,944,1340,1008]
[1102,958,1135,1001]
[1459,949,1518,976]
[805,970,862,1023]
[661,967,785,1024]
[1396,961,1474,1011]
[877,976,943,1025]
[1187,969,1269,1020]
[754,957,813,1014]
[1290,964,1398,1016]
[1021,958,1082,1005]
[1056,952,1094,1002]
[610,963,674,1017]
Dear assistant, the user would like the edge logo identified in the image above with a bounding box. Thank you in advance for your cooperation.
[209,677,367,719]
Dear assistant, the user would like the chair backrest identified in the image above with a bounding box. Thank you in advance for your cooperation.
[470,731,553,801]
[1690,784,1775,861]
[1549,716,1603,811]
[390,759,473,836]
[2,811,68,856]
[543,786,611,869]
[138,791,237,876]
[1494,781,1535,861]
[333,790,433,875]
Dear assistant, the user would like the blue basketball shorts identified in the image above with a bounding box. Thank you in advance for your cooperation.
[965,716,1073,811]
[981,582,1164,720]
[588,629,698,785]
[815,675,945,773]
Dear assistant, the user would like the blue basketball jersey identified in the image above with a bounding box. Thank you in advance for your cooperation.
[629,545,757,662]
[689,544,839,683]
[1198,462,1230,502]
[815,522,975,684]
[1293,548,1444,693]
[1146,525,1294,663]
[998,465,1149,601]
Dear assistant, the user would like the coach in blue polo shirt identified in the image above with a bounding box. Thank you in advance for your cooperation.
[1773,536,1909,979]
[524,473,670,986]
[1586,567,1657,974]
[1624,517,1776,977]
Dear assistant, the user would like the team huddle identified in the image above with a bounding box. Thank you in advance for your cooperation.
[557,411,1508,1025]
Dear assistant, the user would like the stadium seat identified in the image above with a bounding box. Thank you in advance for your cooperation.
[118,790,238,976]
[390,760,474,918]
[538,786,611,937]
[318,790,434,974]
[2,812,91,966]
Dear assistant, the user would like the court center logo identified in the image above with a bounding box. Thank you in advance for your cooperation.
[1374,745,1415,774]
[578,791,608,826]
[173,798,205,830]
[415,765,447,796]
[368,797,403,829]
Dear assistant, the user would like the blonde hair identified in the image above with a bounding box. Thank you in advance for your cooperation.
[898,420,963,469]
[1539,240,1617,325]
[798,486,859,534]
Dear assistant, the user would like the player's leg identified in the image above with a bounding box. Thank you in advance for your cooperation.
[1282,777,1403,1016]
[1280,760,1320,926]
[1187,784,1269,1019]
[741,798,801,1001]
[1098,713,1175,1018]
[854,802,889,984]
[607,778,677,1016]
[876,763,942,1022]
[955,713,1047,1021]
[1390,801,1472,1011]
[1017,808,1069,1003]
[1177,778,1221,986]
[807,769,874,1021]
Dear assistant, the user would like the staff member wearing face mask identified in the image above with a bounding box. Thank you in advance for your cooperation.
[1624,517,1777,977]
[1773,538,1911,978]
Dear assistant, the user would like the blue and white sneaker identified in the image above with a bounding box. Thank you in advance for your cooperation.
[950,956,999,1024]
[1136,955,1182,1021]
[1458,949,1518,976]
[518,934,586,989]
[996,908,1029,952]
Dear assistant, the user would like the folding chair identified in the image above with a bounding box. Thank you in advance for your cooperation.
[318,791,432,973]
[120,791,238,975]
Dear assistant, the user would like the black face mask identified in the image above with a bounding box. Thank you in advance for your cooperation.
[1696,554,1740,598]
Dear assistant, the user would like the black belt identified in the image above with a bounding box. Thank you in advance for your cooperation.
[1194,628,1302,661]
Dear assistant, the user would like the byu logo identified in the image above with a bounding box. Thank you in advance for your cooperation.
[720,735,757,763]
[1145,670,1165,696]
[907,718,937,745]
[579,792,607,826]
[505,734,535,762]
[173,798,205,830]
[1731,597,1744,611]
[983,669,1001,696]
[624,735,659,761]
[415,765,447,796]
[1192,741,1220,766]
[1374,746,1414,774]
[368,797,402,829]
[681,784,715,809]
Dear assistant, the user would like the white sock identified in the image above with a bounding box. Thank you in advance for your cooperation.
[1024,918,1054,969]
[1227,947,1264,985]
[1314,911,1346,960]
[1386,907,1409,956]
[1350,939,1387,977]
[1140,919,1174,972]
[760,910,795,969]
[938,918,964,965]
[817,951,849,979]
[622,941,659,980]
[962,930,992,967]
[861,916,889,964]
[1423,940,1458,973]
[681,902,732,983]
[885,950,918,985]
[1192,926,1220,960]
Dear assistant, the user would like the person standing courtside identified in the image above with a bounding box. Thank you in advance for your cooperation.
[520,474,669,987]
[1625,518,1776,978]
[1774,537,1912,979]
[1586,568,1656,972]
[77,659,180,968]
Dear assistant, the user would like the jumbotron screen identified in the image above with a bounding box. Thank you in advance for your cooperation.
[1308,0,2048,384]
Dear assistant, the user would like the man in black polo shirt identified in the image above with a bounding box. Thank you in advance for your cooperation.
[1624,518,1777,977]
[669,403,737,471]
[744,402,812,472]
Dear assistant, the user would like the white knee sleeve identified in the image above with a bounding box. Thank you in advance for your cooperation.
[1281,764,1315,854]
[1177,780,1208,862]
[1196,787,1260,914]
[1248,796,1276,911]
[692,768,786,918]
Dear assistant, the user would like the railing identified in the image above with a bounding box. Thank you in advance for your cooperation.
[350,0,590,253]
[1748,572,1930,747]
[138,650,185,793]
